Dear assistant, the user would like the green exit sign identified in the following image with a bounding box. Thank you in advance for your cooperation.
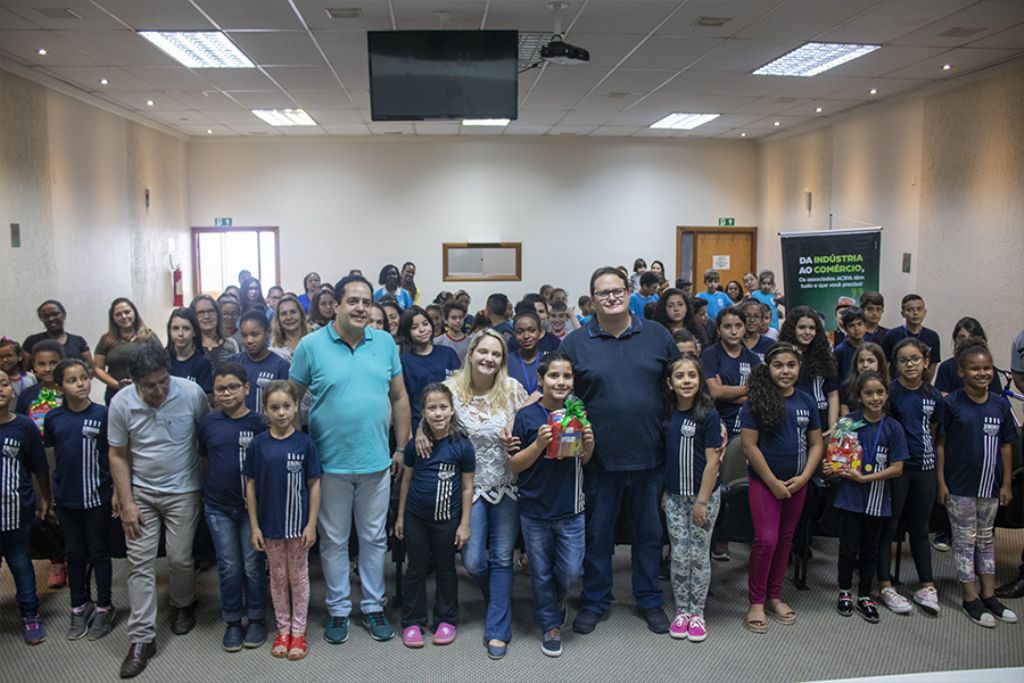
[214,217,232,227]
[718,217,735,227]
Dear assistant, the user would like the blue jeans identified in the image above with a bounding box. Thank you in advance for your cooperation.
[205,503,266,623]
[462,495,519,642]
[581,466,664,613]
[0,521,39,617]
[520,513,585,632]
[318,470,391,617]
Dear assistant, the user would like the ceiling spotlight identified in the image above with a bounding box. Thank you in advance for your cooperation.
[869,88,878,95]
[206,129,213,135]
[36,48,47,55]
[99,78,109,85]
[146,99,155,106]
[773,121,781,127]
[942,64,952,71]
[815,106,823,113]
[740,132,747,137]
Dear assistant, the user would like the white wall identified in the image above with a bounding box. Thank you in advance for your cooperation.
[187,136,760,306]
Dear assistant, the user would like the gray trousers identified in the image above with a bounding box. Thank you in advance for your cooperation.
[126,488,202,643]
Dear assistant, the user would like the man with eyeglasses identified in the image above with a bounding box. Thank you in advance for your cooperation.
[560,266,680,636]
[107,344,210,678]
[290,274,412,646]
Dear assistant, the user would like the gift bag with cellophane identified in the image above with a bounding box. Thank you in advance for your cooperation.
[546,396,590,459]
[826,417,864,472]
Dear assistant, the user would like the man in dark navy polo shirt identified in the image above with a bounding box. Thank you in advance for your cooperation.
[560,266,680,635]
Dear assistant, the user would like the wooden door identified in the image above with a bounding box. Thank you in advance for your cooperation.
[676,227,757,289]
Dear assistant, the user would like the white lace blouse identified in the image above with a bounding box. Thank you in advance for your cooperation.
[445,376,527,503]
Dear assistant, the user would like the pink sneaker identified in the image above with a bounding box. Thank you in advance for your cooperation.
[670,612,690,639]
[432,622,456,645]
[402,625,424,648]
[687,615,708,642]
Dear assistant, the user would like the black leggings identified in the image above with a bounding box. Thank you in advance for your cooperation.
[55,503,113,608]
[402,513,459,629]
[838,510,886,597]
[877,468,936,584]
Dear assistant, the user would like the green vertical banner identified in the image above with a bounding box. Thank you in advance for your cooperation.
[779,228,882,330]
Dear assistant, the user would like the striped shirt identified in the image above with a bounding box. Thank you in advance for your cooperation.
[243,430,322,539]
[941,390,1017,498]
[0,415,48,530]
[402,436,475,523]
[43,403,111,509]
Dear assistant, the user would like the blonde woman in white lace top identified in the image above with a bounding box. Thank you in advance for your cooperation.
[442,329,527,658]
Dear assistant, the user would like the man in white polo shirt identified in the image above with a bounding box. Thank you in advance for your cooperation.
[108,344,209,678]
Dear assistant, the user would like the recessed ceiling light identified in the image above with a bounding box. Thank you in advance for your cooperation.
[462,119,511,127]
[206,129,213,135]
[774,121,781,126]
[753,42,881,77]
[650,113,720,130]
[740,132,747,137]
[869,88,878,95]
[942,64,953,71]
[146,99,154,106]
[138,31,254,68]
[815,107,823,113]
[99,78,109,85]
[36,48,47,55]
[251,108,317,126]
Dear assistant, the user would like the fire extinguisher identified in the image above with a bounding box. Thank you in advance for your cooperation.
[172,266,183,307]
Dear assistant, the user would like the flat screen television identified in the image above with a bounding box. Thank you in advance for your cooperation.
[367,30,518,121]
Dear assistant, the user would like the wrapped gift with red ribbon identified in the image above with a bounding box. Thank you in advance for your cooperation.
[826,416,864,472]
[546,396,590,459]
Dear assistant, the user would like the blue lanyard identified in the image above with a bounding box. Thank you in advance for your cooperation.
[519,354,539,394]
[864,417,886,466]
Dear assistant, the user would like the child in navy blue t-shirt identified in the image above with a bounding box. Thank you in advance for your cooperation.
[0,369,52,644]
[934,318,1003,396]
[936,345,1018,628]
[231,311,290,413]
[740,343,823,633]
[398,307,461,432]
[43,359,116,640]
[881,294,941,372]
[507,310,545,396]
[661,355,723,642]
[396,383,475,649]
[839,343,888,417]
[702,307,762,437]
[781,306,839,435]
[826,372,908,623]
[199,363,268,650]
[166,308,213,394]
[509,350,594,657]
[245,381,321,660]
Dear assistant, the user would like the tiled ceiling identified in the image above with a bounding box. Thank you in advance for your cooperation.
[0,0,1022,139]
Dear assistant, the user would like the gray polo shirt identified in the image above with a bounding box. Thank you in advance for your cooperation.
[108,376,209,494]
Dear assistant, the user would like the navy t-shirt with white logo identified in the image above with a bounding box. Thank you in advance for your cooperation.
[934,358,1003,395]
[199,410,267,510]
[796,366,839,433]
[664,406,723,496]
[243,430,322,539]
[941,390,1018,498]
[401,346,461,425]
[169,353,213,394]
[887,381,943,470]
[702,343,762,435]
[832,412,908,517]
[511,403,585,519]
[229,352,291,412]
[43,403,111,509]
[402,435,475,523]
[0,415,48,531]
[740,389,821,482]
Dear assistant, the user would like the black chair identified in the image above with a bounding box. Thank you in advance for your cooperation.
[714,436,754,544]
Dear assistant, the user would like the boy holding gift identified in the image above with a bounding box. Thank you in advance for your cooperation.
[509,350,595,658]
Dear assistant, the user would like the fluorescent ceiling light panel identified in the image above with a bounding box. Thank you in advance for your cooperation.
[139,31,254,68]
[251,109,317,126]
[462,119,510,127]
[649,113,720,130]
[753,42,880,77]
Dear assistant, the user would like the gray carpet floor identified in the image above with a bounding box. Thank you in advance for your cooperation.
[2,529,1023,682]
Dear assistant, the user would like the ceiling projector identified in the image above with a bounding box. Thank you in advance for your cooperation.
[541,39,590,65]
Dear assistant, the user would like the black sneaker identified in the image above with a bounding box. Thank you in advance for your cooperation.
[639,606,670,634]
[856,597,880,624]
[981,596,1019,623]
[541,628,561,657]
[88,605,116,641]
[572,608,601,635]
[962,598,996,628]
[836,591,853,617]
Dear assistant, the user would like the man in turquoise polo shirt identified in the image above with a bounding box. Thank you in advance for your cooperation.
[290,274,412,644]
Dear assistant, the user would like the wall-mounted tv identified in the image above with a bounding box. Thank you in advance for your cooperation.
[367,30,518,121]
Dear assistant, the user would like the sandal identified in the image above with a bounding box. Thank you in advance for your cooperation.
[271,632,290,658]
[767,600,796,625]
[744,608,768,634]
[287,633,308,660]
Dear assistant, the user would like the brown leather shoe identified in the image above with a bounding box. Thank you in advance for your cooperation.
[170,601,198,636]
[119,641,157,679]
[995,574,1024,599]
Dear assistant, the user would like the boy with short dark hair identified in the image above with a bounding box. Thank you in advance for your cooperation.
[630,272,661,320]
[834,306,867,380]
[859,292,888,344]
[695,270,732,321]
[549,301,572,341]
[750,270,781,331]
[577,296,592,324]
[882,294,941,368]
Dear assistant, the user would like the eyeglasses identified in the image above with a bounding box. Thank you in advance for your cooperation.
[593,288,627,301]
[214,383,244,394]
[195,309,217,317]
[896,355,924,366]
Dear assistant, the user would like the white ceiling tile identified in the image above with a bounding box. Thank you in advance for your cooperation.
[181,124,229,135]
[519,89,583,109]
[93,0,214,31]
[44,65,151,91]
[590,125,641,137]
[206,108,260,124]
[707,72,792,97]
[734,0,879,41]
[883,47,1023,79]
[480,0,561,31]
[705,113,771,127]
[348,91,371,108]
[513,109,569,125]
[391,1,488,30]
[731,96,814,115]
[413,122,462,135]
[890,0,1024,47]
[103,90,190,111]
[592,68,676,94]
[694,37,803,72]
[570,1,681,36]
[461,125,505,135]
[165,90,238,108]
[816,0,977,44]
[501,124,552,135]
[528,65,613,94]
[367,122,416,134]
[293,0,394,31]
[147,109,217,125]
[558,33,648,69]
[228,123,282,134]
[655,69,741,96]
[55,29,177,66]
[278,125,328,135]
[576,93,644,111]
[195,0,304,30]
[120,66,215,90]
[333,66,369,90]
[303,108,365,124]
[228,31,324,66]
[776,75,873,99]
[265,65,339,90]
[290,89,358,108]
[223,90,294,108]
[779,99,861,116]
[199,68,277,89]
[826,45,950,78]
[968,21,1024,49]
[0,5,43,29]
[826,78,929,101]
[547,124,598,135]
[315,30,369,66]
[557,109,617,125]
[321,123,371,135]
[655,1,781,38]
[0,0,130,29]
[621,35,725,70]
[0,29,104,65]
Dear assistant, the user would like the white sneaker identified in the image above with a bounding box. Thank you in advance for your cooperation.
[880,587,912,614]
[913,586,940,615]
[982,597,1019,624]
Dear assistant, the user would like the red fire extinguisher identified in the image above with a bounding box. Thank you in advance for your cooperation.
[172,266,183,307]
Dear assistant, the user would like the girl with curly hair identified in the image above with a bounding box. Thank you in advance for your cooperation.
[780,306,839,435]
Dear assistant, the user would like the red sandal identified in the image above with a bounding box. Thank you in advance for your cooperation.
[271,632,290,658]
[287,634,308,660]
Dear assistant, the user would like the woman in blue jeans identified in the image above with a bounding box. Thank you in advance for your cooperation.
[418,329,527,658]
